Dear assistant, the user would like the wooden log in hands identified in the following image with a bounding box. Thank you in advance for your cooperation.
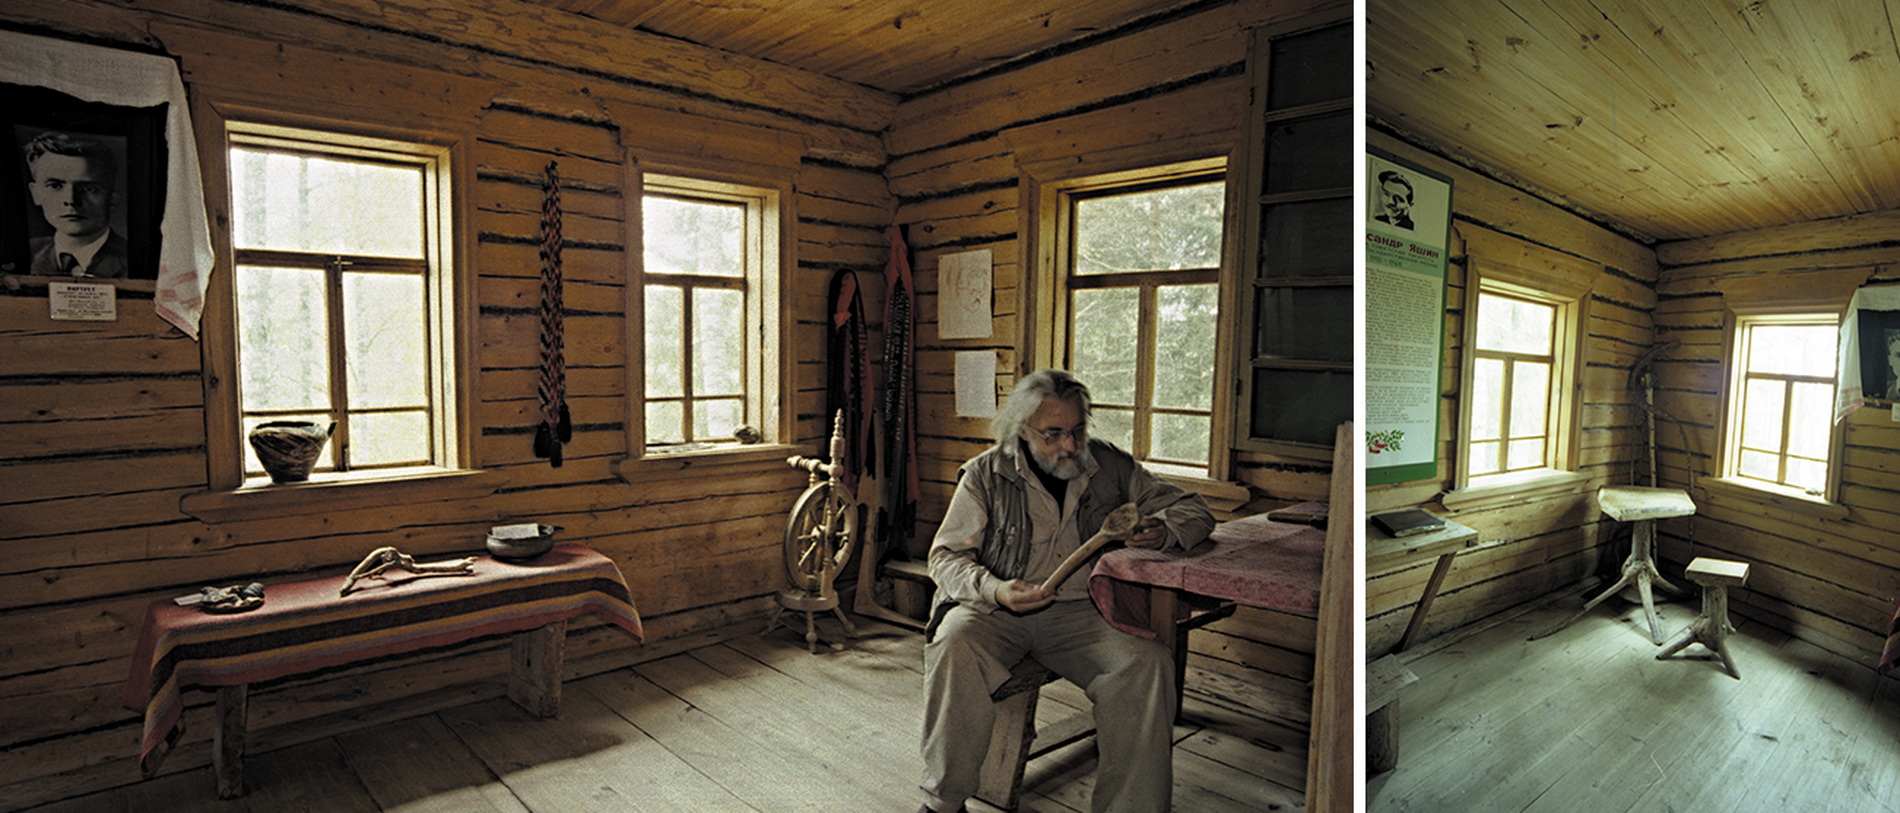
[1039,502,1141,593]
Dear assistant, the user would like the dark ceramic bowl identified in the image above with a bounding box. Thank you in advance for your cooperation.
[486,524,558,561]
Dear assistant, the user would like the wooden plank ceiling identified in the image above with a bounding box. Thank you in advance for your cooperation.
[544,0,1203,97]
[1368,0,1900,244]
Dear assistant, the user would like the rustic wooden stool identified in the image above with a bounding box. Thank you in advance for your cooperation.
[1656,557,1750,679]
[973,599,1235,810]
[976,657,1092,811]
[1365,653,1418,774]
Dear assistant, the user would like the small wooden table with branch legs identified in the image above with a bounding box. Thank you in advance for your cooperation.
[1534,486,1694,644]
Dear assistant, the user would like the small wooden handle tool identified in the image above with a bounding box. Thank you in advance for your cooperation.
[1039,502,1141,593]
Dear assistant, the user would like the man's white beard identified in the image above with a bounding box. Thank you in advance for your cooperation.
[1029,443,1082,480]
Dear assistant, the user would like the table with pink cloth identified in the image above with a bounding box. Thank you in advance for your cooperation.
[1088,512,1326,641]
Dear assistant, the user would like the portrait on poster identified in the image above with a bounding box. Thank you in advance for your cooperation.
[1366,149,1453,485]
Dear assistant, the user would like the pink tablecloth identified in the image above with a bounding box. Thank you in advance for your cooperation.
[1088,513,1326,639]
[123,544,642,776]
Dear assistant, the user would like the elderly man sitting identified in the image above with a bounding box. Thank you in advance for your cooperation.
[918,369,1214,813]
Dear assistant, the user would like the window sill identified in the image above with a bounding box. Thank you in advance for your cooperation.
[1155,472,1253,512]
[1699,477,1850,521]
[614,443,804,484]
[180,467,510,524]
[1236,436,1336,464]
[1443,469,1589,512]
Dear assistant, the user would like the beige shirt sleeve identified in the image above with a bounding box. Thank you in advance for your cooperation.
[928,469,1008,613]
[1126,462,1216,551]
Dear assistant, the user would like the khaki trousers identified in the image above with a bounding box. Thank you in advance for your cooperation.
[920,599,1174,813]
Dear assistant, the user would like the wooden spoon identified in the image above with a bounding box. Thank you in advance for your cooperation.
[1039,502,1141,593]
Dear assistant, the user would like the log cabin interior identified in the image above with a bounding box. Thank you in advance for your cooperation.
[0,0,1354,810]
[1367,1,1900,809]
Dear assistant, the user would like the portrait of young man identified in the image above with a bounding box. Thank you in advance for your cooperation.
[19,129,130,279]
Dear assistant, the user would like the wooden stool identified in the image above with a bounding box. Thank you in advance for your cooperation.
[976,657,1092,811]
[1656,558,1750,679]
[972,602,1234,809]
[1365,653,1418,774]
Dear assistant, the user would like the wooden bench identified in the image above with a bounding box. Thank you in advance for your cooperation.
[124,546,643,799]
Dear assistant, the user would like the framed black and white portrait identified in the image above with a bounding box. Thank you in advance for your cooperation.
[1,82,167,281]
[1856,310,1900,402]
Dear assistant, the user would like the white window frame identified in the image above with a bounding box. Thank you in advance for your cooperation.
[624,164,790,466]
[1465,287,1563,479]
[1446,258,1590,510]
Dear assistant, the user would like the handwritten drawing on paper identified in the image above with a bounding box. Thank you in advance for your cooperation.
[939,249,992,339]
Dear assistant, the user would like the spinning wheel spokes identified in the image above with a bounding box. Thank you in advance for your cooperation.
[783,480,856,592]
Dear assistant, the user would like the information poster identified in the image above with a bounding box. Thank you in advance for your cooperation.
[1366,149,1452,485]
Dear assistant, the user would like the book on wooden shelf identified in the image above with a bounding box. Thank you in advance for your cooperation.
[1370,508,1446,538]
[1266,501,1329,527]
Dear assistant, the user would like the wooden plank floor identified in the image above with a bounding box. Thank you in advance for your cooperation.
[32,618,1304,812]
[1369,589,1900,812]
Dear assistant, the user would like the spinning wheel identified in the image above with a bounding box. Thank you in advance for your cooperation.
[783,478,857,595]
[765,411,860,652]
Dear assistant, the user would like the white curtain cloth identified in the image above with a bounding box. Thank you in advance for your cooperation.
[0,30,214,339]
[1834,283,1900,423]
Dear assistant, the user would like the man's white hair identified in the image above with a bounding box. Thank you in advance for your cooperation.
[992,368,1092,448]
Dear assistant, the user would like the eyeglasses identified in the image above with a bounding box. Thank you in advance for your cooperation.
[1026,425,1087,444]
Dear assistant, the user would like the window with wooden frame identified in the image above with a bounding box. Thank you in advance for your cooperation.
[1233,18,1353,455]
[1466,290,1560,477]
[639,173,781,453]
[1058,171,1226,478]
[1721,313,1839,498]
[1449,256,1590,504]
[226,127,461,481]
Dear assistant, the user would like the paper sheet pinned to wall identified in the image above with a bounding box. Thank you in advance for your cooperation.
[939,249,992,339]
[954,351,996,418]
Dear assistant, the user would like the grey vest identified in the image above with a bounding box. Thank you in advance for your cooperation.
[962,438,1138,580]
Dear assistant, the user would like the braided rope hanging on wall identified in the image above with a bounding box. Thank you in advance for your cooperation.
[828,268,871,496]
[880,225,918,556]
[532,160,572,467]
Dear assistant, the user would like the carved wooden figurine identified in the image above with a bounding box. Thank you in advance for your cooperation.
[340,546,477,596]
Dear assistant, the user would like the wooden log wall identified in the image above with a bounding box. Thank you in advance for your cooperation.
[0,0,892,806]
[1364,129,1659,656]
[1650,217,1900,666]
[886,0,1347,757]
